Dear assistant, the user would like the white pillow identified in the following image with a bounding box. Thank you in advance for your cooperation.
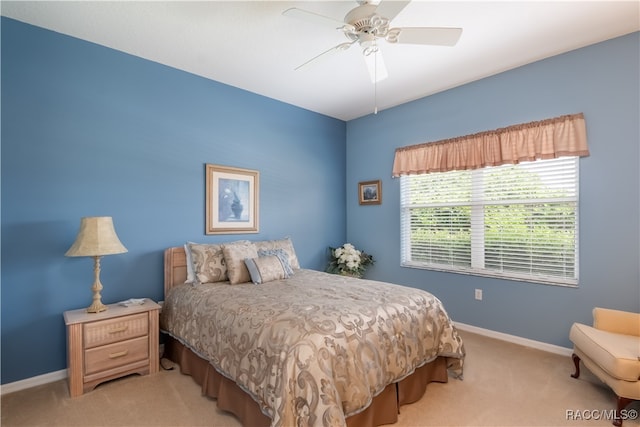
[184,243,195,284]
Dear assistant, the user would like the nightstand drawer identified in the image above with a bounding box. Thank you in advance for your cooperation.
[84,336,149,375]
[83,313,148,348]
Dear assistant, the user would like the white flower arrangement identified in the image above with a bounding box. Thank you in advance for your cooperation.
[326,243,374,278]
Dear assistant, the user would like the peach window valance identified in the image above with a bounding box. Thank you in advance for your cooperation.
[392,113,589,177]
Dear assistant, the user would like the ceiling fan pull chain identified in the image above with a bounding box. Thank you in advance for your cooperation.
[374,43,378,115]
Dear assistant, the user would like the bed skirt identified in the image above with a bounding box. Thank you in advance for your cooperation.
[164,336,449,426]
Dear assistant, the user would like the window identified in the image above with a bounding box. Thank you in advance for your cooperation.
[400,157,579,286]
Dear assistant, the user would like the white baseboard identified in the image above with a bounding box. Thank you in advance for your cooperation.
[455,321,574,357]
[1,369,67,396]
[1,324,572,395]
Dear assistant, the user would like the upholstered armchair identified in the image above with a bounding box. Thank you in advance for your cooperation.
[569,308,640,426]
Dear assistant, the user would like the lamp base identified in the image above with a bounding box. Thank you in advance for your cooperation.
[86,300,108,313]
[86,255,108,313]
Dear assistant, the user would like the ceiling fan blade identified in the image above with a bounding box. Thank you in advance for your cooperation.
[363,50,388,83]
[283,7,347,30]
[295,42,355,71]
[393,27,463,46]
[374,0,411,22]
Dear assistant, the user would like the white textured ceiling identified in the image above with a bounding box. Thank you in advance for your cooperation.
[2,1,639,121]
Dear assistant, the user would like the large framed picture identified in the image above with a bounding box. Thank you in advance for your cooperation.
[359,180,382,205]
[206,164,259,234]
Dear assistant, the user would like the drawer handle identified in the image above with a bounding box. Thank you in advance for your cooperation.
[108,326,129,334]
[108,350,128,359]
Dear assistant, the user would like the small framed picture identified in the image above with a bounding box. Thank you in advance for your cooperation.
[358,180,382,205]
[206,164,259,234]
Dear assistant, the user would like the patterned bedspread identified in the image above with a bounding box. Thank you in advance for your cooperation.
[160,269,465,427]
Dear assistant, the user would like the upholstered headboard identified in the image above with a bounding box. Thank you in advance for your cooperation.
[164,246,187,297]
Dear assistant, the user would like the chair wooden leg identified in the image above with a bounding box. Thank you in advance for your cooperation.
[570,353,581,379]
[568,352,637,426]
[613,396,634,427]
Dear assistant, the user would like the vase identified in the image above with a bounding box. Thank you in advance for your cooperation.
[231,202,243,219]
[340,271,361,279]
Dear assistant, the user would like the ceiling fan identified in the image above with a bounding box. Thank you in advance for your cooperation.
[282,0,463,83]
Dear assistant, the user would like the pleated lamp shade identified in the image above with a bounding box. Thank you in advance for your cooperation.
[66,217,127,257]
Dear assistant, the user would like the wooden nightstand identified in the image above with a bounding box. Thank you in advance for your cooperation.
[63,299,160,397]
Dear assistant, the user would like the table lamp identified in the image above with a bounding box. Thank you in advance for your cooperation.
[65,217,128,313]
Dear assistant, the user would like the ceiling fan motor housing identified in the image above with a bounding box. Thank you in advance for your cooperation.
[344,3,392,46]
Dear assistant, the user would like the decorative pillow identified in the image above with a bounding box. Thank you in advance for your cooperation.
[244,256,289,284]
[258,249,294,277]
[186,242,228,284]
[222,241,258,284]
[254,237,300,269]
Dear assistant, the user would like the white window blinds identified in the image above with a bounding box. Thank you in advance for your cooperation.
[400,156,579,286]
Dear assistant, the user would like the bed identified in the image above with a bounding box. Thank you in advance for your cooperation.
[160,240,465,427]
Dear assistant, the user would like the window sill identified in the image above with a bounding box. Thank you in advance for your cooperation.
[401,262,578,288]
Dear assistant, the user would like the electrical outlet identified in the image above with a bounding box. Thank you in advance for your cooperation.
[474,289,483,301]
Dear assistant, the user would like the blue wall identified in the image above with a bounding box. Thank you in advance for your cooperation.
[1,18,346,384]
[346,32,640,348]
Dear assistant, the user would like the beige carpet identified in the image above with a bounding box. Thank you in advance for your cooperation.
[2,331,638,427]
